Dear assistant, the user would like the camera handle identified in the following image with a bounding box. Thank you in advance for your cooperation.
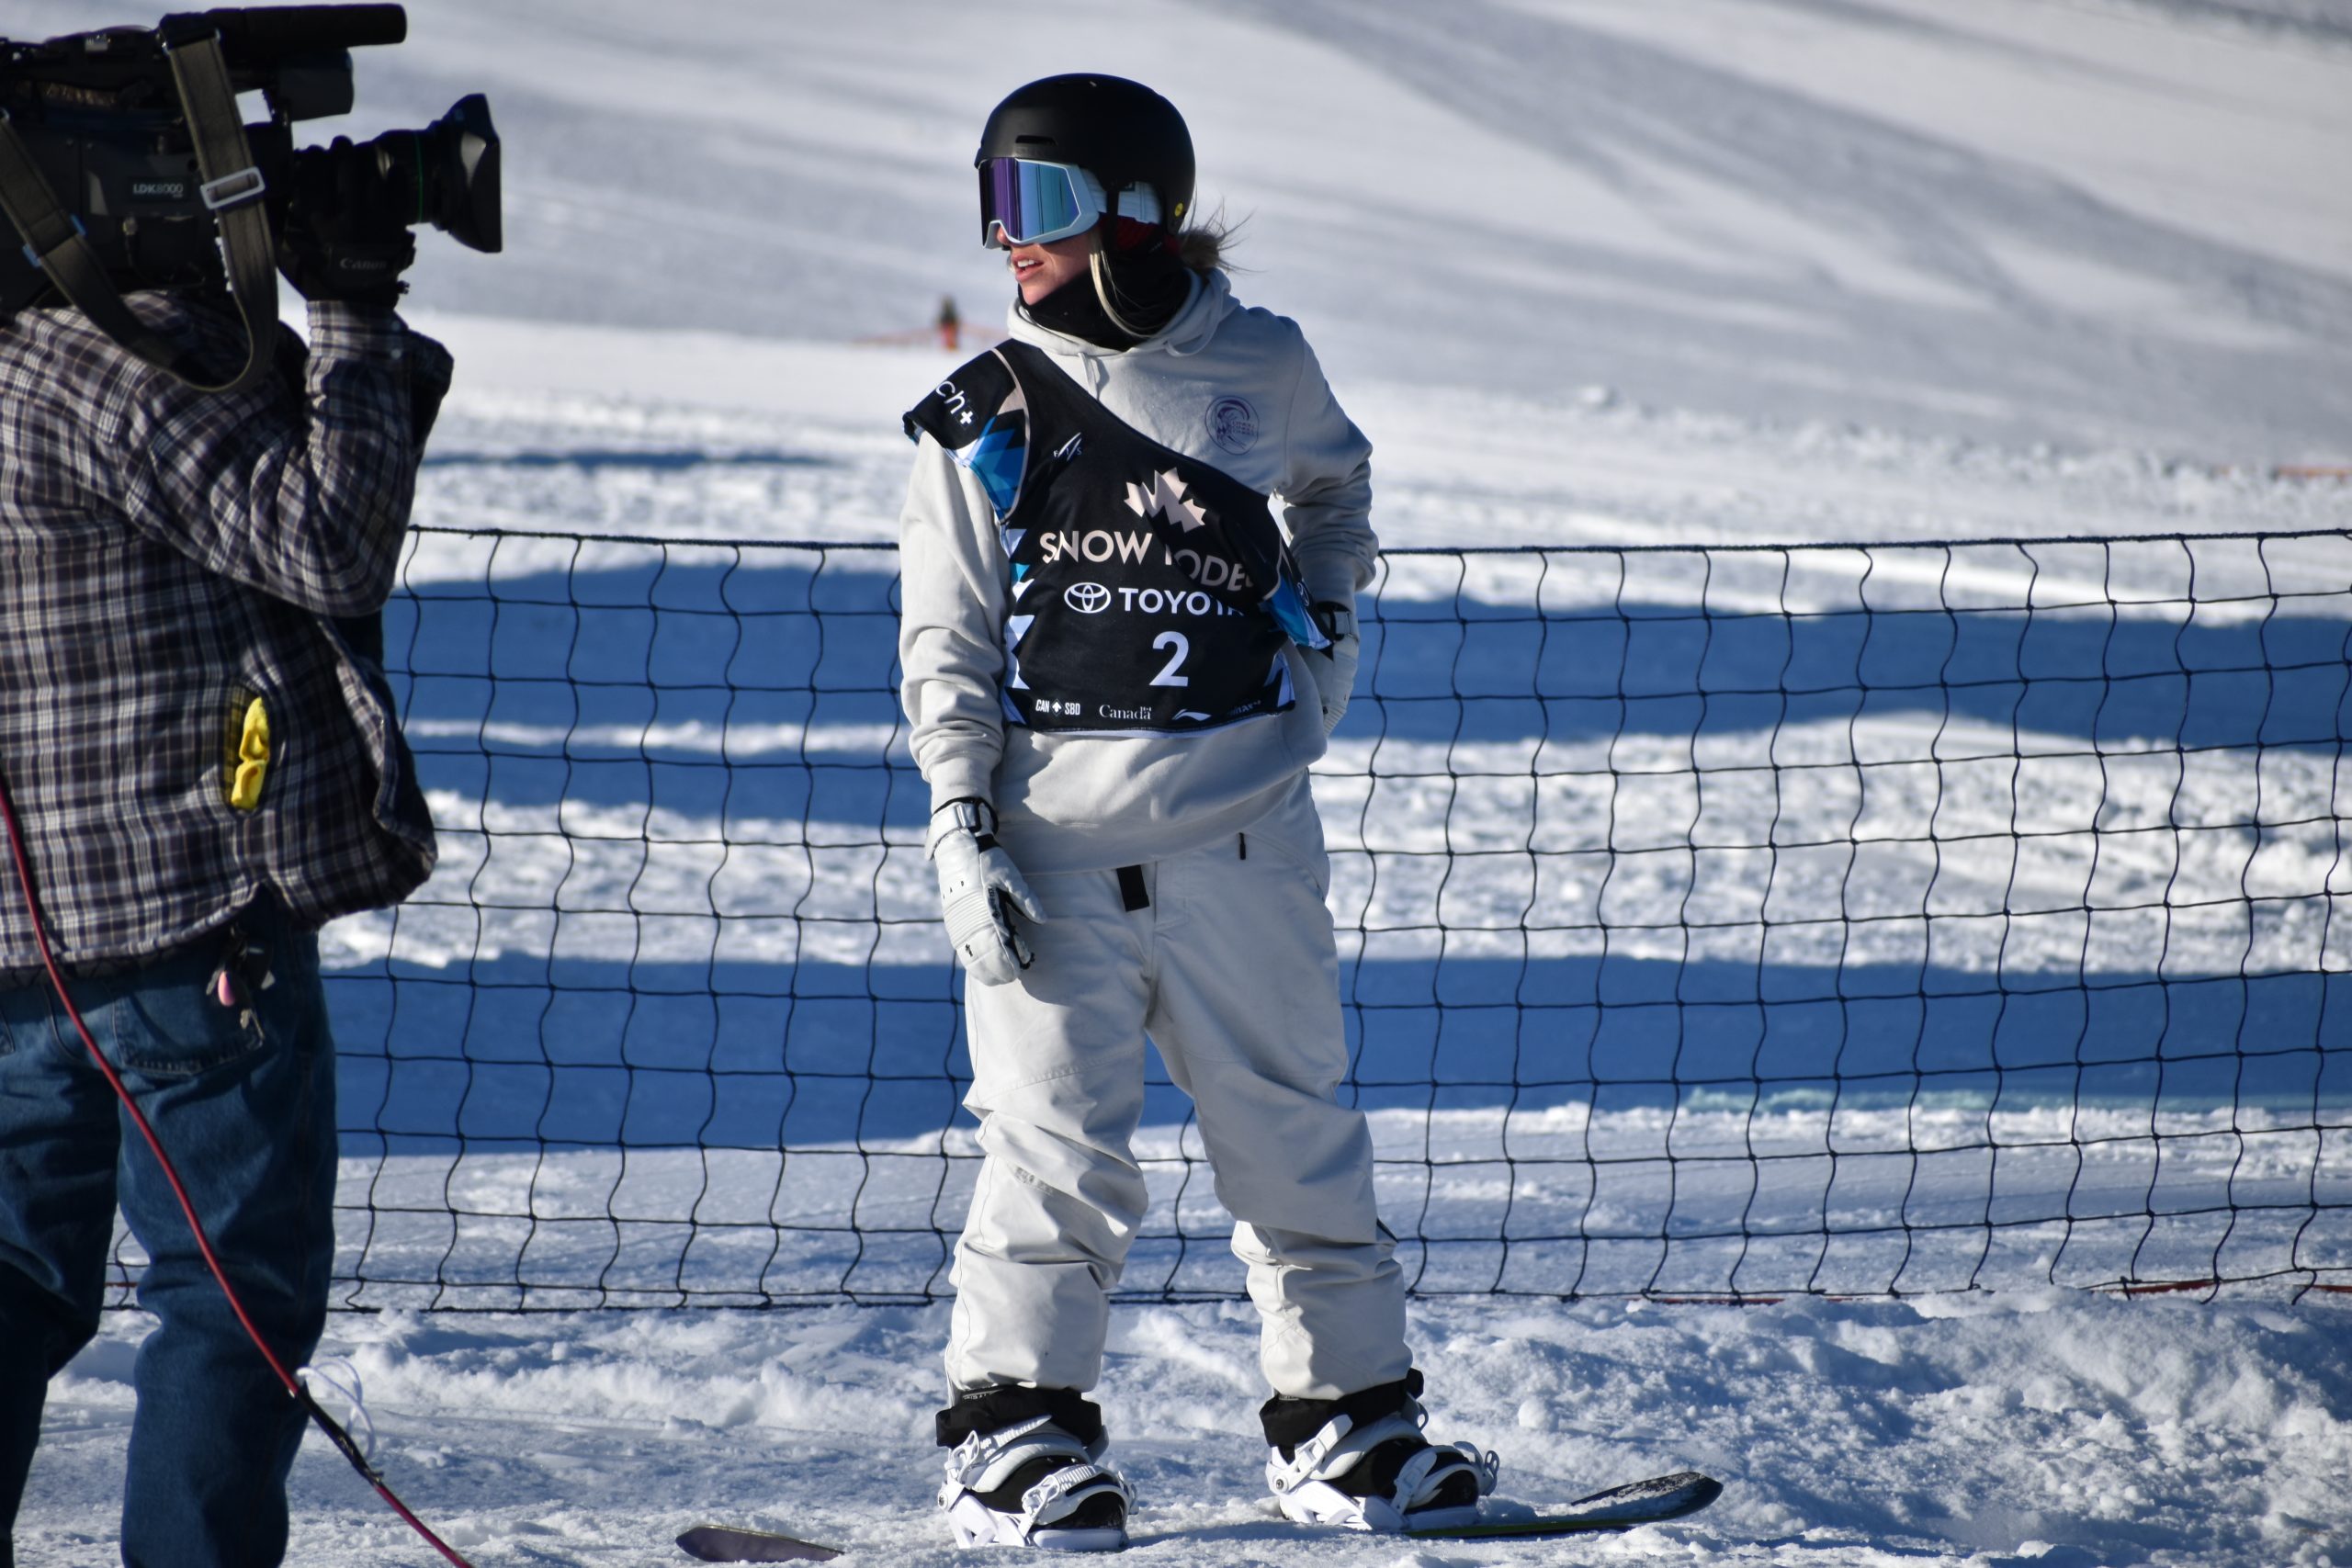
[0,25,278,394]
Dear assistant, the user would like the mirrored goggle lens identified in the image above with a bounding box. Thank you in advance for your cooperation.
[978,158,1100,246]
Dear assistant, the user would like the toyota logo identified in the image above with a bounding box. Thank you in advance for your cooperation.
[1064,581,1112,614]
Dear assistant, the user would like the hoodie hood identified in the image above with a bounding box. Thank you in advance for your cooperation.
[1009,265,1234,363]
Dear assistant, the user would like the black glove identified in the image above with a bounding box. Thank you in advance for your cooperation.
[276,141,417,308]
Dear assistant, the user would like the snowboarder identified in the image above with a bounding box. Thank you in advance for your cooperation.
[896,73,1498,1551]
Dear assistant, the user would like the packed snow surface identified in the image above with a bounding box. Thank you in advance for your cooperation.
[20,1292,2352,1566]
[5,0,2351,1563]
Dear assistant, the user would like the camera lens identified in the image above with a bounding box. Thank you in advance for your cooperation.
[400,94,500,254]
[299,93,501,254]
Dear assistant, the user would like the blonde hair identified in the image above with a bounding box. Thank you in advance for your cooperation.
[1172,213,1236,277]
[1084,209,1238,337]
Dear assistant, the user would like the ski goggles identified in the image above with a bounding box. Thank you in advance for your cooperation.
[978,157,1109,248]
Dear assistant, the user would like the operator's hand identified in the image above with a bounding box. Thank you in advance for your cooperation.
[276,141,416,308]
[1307,601,1360,736]
[931,798,1041,986]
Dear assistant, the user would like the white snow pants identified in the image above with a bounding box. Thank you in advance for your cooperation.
[944,802,1409,1404]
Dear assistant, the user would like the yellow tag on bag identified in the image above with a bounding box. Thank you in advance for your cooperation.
[228,695,270,810]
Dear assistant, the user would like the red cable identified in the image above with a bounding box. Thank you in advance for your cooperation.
[0,773,478,1568]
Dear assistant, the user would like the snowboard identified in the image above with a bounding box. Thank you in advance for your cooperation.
[675,1523,840,1562]
[1407,1469,1724,1539]
[676,1469,1723,1558]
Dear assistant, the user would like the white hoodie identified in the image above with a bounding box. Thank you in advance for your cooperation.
[897,269,1377,875]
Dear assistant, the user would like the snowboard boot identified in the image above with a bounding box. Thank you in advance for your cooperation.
[1261,1371,1498,1533]
[936,1386,1133,1551]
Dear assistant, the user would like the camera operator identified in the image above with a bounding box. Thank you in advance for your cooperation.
[0,173,447,1565]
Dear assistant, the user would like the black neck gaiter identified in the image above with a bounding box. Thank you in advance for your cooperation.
[1020,240,1196,350]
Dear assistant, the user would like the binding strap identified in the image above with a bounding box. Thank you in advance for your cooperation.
[0,25,278,393]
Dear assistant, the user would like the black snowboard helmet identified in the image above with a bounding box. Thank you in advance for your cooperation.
[975,73,1194,231]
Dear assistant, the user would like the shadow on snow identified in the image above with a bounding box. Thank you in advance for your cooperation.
[323,953,2352,1154]
[380,561,2352,818]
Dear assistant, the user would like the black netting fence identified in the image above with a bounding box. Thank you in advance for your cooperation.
[104,528,2352,1307]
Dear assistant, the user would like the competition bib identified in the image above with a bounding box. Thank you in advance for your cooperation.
[904,341,1326,735]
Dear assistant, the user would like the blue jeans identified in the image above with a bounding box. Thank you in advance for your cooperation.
[0,897,336,1568]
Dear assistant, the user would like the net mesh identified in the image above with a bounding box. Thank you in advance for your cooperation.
[97,527,2352,1307]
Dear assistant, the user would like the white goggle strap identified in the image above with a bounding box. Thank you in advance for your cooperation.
[1114,184,1160,225]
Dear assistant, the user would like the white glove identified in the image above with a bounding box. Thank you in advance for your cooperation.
[1306,601,1360,735]
[930,799,1041,986]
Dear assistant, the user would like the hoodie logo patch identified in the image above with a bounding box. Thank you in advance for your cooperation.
[1206,395,1259,456]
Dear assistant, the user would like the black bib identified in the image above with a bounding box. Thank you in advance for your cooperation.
[905,341,1326,736]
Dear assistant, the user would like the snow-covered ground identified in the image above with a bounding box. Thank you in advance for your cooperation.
[20,1290,2352,1567]
[8,0,2352,1562]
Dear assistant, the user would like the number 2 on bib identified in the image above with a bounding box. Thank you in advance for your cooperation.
[1149,631,1192,687]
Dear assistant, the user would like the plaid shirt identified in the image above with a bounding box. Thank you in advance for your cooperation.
[0,293,449,972]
